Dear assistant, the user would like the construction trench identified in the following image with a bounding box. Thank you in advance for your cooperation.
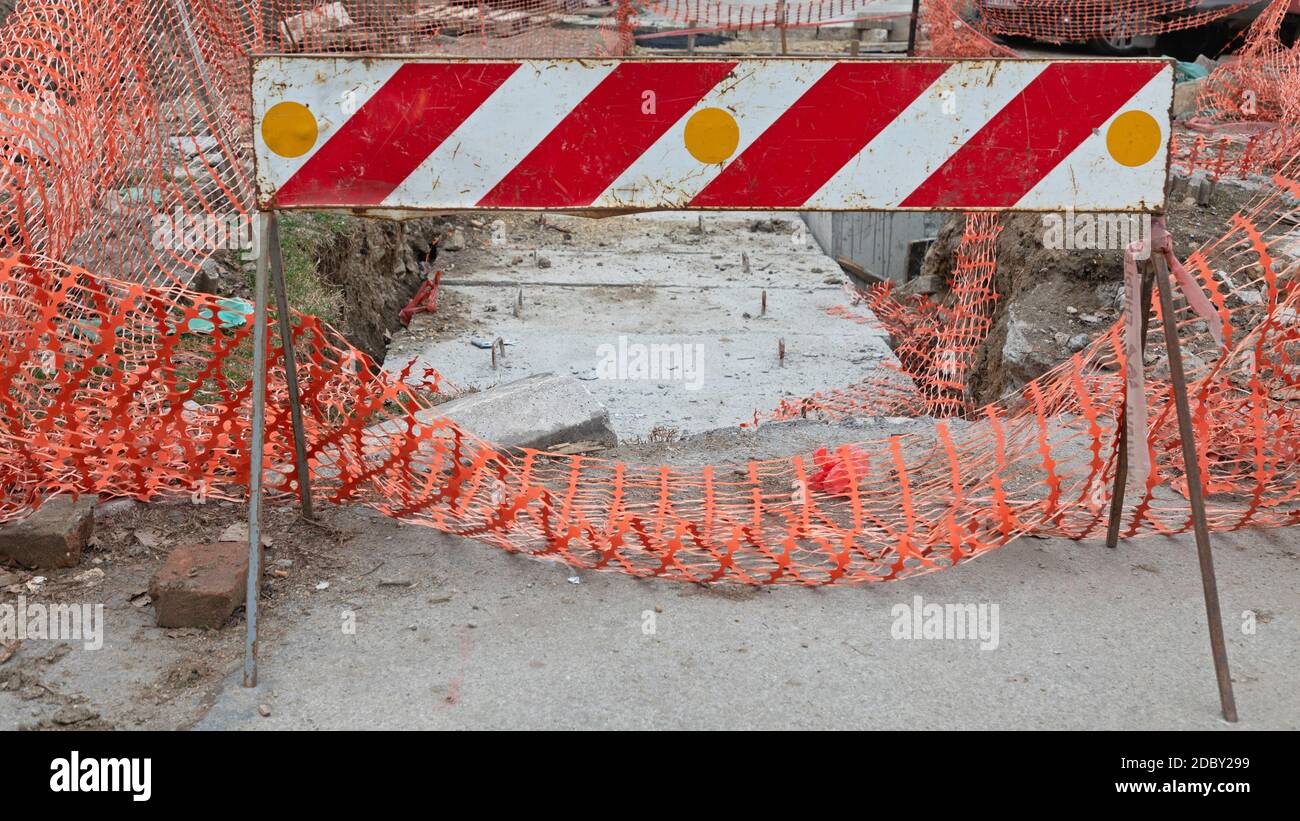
[0,1,1298,729]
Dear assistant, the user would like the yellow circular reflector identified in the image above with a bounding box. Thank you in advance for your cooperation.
[1105,110,1161,168]
[262,101,318,158]
[683,107,740,165]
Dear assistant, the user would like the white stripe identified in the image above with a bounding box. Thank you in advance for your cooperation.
[383,61,615,208]
[806,61,1048,209]
[253,58,402,196]
[591,61,835,209]
[1014,65,1173,210]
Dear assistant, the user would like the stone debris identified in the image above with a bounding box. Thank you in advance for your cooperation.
[442,226,466,251]
[368,372,617,454]
[149,542,253,629]
[0,495,94,569]
[1173,77,1205,118]
[279,2,352,44]
[52,705,100,726]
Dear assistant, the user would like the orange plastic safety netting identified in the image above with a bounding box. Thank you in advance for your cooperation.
[962,0,1258,43]
[2,0,1300,585]
[1192,0,1300,172]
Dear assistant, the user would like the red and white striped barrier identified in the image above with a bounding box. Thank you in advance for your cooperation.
[253,57,1174,213]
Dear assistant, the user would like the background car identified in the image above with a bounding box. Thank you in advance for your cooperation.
[973,0,1300,57]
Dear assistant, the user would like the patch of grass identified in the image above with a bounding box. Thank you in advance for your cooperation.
[268,212,348,327]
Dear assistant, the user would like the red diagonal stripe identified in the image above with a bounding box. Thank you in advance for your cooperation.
[477,61,737,208]
[690,62,951,208]
[899,62,1165,209]
[274,63,518,207]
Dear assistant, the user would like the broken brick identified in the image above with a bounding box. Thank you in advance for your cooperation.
[149,542,255,629]
[0,495,94,569]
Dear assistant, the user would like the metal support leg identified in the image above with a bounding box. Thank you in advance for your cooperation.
[243,213,271,688]
[267,211,314,520]
[1152,254,1238,723]
[777,0,788,55]
[1106,263,1155,548]
[907,0,921,56]
[168,0,218,116]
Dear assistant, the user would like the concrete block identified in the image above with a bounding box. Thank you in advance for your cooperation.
[815,22,858,41]
[880,18,911,41]
[0,495,94,569]
[279,1,352,43]
[1173,78,1204,118]
[150,542,251,629]
[1194,54,1219,74]
[1196,177,1216,206]
[411,373,617,451]
[901,274,943,296]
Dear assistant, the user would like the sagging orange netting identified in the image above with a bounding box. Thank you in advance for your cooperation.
[970,0,1258,44]
[2,0,1299,585]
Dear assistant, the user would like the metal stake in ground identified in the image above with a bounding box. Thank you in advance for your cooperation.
[1151,245,1238,723]
[268,211,314,520]
[1106,261,1155,548]
[243,213,271,689]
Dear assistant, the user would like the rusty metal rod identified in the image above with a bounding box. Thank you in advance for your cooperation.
[907,0,921,56]
[242,213,271,688]
[1152,252,1238,722]
[1107,262,1155,548]
[268,211,314,521]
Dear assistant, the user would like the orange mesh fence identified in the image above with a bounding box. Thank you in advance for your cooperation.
[1,0,1300,585]
[782,213,1003,419]
[921,0,1018,56]
[635,0,907,30]
[1193,0,1300,172]
[967,0,1256,42]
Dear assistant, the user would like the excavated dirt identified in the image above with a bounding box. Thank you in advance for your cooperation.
[309,216,447,363]
[919,177,1264,407]
[204,214,466,364]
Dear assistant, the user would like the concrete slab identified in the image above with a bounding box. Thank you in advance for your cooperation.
[384,212,901,440]
[375,372,617,451]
